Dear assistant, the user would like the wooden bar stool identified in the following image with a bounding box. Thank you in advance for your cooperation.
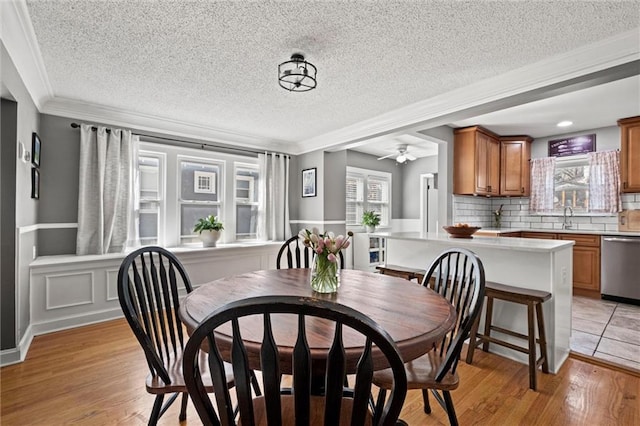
[375,264,426,283]
[466,281,551,391]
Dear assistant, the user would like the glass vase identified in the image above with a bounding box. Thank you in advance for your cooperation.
[310,254,340,293]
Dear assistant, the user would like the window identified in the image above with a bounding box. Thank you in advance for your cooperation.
[235,164,259,240]
[553,156,589,214]
[179,158,222,245]
[137,152,164,246]
[346,167,391,227]
[136,142,259,246]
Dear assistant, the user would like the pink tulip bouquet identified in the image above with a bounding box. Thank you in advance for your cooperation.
[298,228,354,292]
[298,228,353,262]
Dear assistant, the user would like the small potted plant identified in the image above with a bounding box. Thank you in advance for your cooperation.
[362,210,381,233]
[193,214,224,247]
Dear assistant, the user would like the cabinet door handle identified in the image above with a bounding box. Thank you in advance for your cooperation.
[521,187,525,193]
[623,181,628,189]
[488,185,492,192]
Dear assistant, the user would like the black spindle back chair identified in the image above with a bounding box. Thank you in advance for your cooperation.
[276,235,345,269]
[373,248,485,426]
[118,246,236,425]
[183,295,408,426]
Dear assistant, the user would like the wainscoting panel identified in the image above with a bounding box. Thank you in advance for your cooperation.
[28,243,284,339]
[45,272,94,309]
[105,269,119,302]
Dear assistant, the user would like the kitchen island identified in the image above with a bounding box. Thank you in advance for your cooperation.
[369,231,574,373]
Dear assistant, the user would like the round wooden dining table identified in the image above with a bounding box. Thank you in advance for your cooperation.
[179,268,456,374]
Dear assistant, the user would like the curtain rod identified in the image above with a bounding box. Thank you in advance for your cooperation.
[69,122,285,156]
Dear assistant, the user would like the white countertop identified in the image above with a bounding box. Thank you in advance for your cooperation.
[477,228,640,237]
[370,231,574,253]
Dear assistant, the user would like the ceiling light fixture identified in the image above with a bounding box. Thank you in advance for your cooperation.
[396,154,407,163]
[557,120,573,127]
[278,53,317,92]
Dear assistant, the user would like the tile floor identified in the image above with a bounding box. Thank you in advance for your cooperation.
[571,296,640,371]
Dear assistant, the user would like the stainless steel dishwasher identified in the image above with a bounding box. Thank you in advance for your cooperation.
[601,235,640,305]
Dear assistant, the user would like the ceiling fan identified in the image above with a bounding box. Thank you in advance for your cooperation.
[377,143,417,163]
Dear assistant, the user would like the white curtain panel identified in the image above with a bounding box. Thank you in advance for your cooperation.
[529,157,556,213]
[257,153,291,241]
[76,124,136,254]
[588,150,622,213]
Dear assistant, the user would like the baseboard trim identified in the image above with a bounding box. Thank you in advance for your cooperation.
[569,351,640,378]
[30,309,124,337]
[0,324,34,367]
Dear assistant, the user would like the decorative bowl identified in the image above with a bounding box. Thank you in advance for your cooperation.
[443,225,481,238]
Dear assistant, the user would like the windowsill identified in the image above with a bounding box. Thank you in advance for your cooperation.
[30,241,283,267]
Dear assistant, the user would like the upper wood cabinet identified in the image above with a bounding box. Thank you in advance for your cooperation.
[454,126,500,196]
[618,116,640,193]
[500,136,532,196]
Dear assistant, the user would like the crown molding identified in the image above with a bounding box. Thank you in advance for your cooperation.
[42,97,292,153]
[3,0,291,153]
[294,28,640,155]
[1,0,53,109]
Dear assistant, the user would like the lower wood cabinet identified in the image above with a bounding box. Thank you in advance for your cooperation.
[520,232,601,299]
[521,231,557,240]
[500,231,522,237]
[558,234,601,299]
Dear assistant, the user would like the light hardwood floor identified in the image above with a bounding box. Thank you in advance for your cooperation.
[1,318,638,425]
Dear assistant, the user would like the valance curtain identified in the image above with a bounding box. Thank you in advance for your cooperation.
[529,157,556,213]
[588,150,622,213]
[76,124,138,255]
[257,152,291,241]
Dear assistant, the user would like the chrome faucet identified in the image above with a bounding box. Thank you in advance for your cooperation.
[563,206,573,229]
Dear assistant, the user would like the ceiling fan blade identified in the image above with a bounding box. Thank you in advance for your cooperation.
[377,153,397,160]
[405,153,417,161]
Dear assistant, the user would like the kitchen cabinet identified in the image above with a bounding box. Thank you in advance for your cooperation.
[500,231,522,237]
[353,233,386,272]
[500,136,532,196]
[520,231,601,298]
[618,116,640,193]
[558,234,600,299]
[454,126,500,196]
[521,231,556,240]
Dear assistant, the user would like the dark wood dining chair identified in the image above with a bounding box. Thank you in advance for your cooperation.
[117,246,238,425]
[276,235,345,269]
[372,248,486,426]
[183,295,408,426]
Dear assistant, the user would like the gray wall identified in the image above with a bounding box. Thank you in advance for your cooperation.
[531,126,620,159]
[401,155,438,219]
[1,42,40,350]
[1,98,18,350]
[295,150,325,222]
[324,151,347,221]
[38,114,81,255]
[420,125,456,228]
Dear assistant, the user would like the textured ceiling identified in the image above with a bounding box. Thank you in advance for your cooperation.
[23,0,640,153]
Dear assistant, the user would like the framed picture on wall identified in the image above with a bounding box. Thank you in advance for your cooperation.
[302,168,317,198]
[31,168,40,199]
[32,132,41,168]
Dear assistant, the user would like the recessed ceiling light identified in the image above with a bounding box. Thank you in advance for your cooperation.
[557,121,573,127]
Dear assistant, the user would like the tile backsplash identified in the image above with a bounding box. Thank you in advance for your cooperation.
[453,193,640,232]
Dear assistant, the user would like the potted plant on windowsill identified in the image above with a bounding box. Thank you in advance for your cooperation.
[193,215,224,247]
[362,210,381,233]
